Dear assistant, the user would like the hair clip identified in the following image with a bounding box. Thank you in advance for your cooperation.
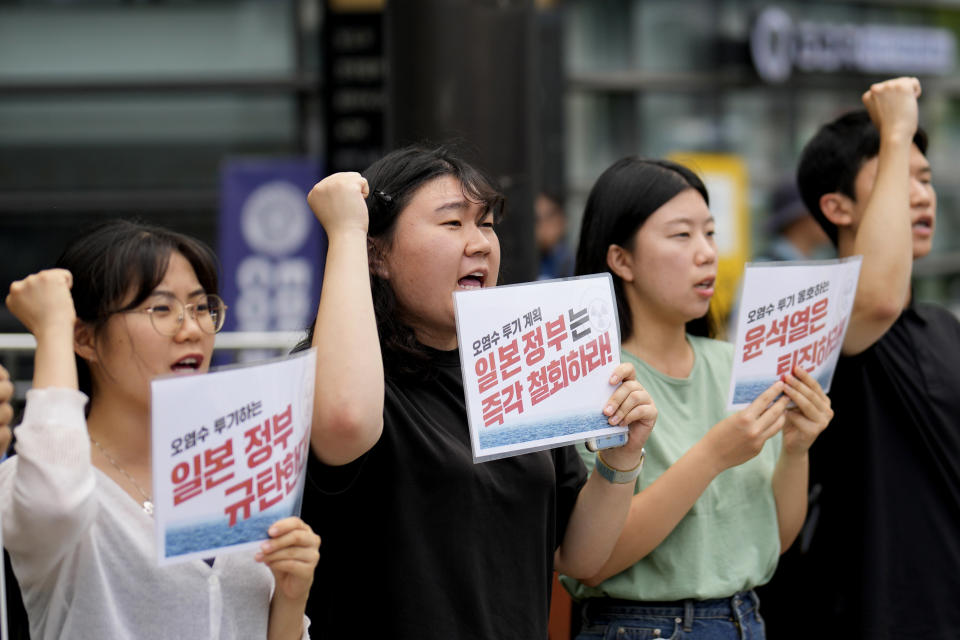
[374,190,393,203]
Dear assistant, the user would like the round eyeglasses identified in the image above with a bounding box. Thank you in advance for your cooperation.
[121,294,227,337]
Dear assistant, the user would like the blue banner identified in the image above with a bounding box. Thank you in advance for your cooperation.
[218,158,325,342]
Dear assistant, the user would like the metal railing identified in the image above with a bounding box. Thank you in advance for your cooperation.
[0,331,307,402]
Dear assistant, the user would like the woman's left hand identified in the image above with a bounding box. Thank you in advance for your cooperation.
[780,366,833,456]
[597,362,657,469]
[0,364,13,454]
[257,517,321,601]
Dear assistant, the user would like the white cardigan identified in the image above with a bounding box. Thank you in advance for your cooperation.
[0,388,309,640]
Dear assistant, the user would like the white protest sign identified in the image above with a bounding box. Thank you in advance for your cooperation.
[454,274,625,462]
[727,257,861,409]
[151,348,316,566]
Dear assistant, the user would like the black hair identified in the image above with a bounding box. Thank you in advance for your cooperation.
[574,156,715,339]
[537,189,566,213]
[293,144,504,377]
[55,219,219,398]
[797,109,928,246]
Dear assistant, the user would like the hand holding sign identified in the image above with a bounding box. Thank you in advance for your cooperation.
[152,349,316,565]
[705,381,789,473]
[728,257,861,410]
[455,274,626,462]
[780,367,833,457]
[597,362,657,470]
[256,516,321,602]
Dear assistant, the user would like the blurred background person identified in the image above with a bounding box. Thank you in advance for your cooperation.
[727,179,835,339]
[760,179,833,262]
[536,190,575,280]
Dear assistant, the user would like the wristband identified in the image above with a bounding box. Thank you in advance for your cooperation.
[595,448,644,485]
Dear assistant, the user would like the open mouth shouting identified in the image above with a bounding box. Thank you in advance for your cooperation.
[694,276,716,298]
[458,271,487,290]
[171,354,204,374]
[912,214,934,238]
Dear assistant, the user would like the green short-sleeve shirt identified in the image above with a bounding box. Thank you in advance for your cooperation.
[561,336,782,601]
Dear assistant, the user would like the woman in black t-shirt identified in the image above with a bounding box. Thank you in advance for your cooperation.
[296,145,657,638]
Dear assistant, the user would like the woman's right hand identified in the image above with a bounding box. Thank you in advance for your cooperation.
[703,381,789,473]
[306,171,371,236]
[6,269,76,338]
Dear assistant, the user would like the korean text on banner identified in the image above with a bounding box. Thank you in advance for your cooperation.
[454,274,625,463]
[150,349,316,566]
[727,257,862,409]
[219,158,326,363]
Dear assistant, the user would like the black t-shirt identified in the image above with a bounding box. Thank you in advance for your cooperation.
[763,300,960,639]
[300,347,588,639]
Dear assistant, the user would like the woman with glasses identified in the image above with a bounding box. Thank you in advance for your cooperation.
[1,220,320,640]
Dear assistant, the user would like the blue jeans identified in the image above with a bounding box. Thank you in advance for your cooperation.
[576,590,766,640]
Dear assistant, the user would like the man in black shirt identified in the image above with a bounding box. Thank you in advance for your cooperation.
[761,77,960,639]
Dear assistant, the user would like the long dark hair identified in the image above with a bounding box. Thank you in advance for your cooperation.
[56,219,219,398]
[294,144,504,376]
[574,157,714,339]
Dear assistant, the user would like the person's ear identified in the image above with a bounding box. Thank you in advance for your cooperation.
[74,322,98,364]
[368,238,389,279]
[606,244,635,282]
[818,192,854,229]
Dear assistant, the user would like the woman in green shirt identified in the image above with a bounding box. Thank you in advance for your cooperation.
[563,157,833,639]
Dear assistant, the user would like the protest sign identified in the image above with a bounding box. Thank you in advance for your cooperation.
[727,257,861,409]
[151,349,316,565]
[454,274,625,462]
